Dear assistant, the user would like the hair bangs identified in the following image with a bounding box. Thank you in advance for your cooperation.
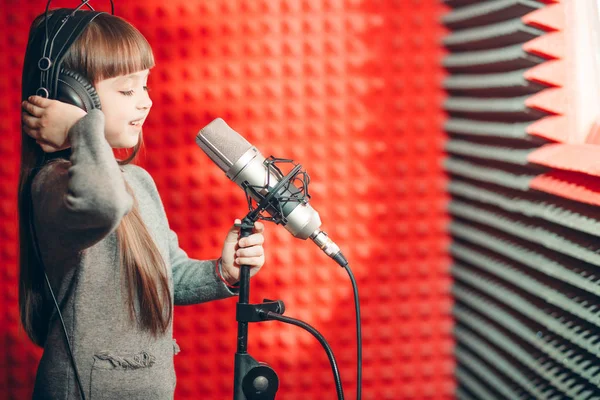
[62,13,154,84]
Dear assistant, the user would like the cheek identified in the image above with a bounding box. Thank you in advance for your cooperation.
[98,110,127,143]
[100,103,128,128]
[98,92,126,118]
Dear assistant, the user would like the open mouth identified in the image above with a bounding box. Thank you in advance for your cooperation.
[130,118,144,127]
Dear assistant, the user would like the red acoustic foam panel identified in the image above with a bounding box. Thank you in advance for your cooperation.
[528,144,600,177]
[528,143,600,206]
[523,31,565,59]
[524,59,565,88]
[0,1,453,399]
[526,115,566,143]
[522,2,565,31]
[521,2,567,144]
[525,87,565,116]
[531,171,600,207]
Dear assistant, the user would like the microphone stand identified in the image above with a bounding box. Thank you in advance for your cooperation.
[232,214,282,400]
[231,159,346,400]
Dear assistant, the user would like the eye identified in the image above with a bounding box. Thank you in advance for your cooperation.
[144,86,150,92]
[120,90,134,96]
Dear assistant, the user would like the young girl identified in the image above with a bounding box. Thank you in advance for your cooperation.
[19,9,266,399]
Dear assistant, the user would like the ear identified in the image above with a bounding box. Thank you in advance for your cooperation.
[56,67,102,111]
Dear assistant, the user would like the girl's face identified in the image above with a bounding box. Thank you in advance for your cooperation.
[94,69,152,148]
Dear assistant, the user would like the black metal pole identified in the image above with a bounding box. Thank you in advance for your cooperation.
[233,217,258,400]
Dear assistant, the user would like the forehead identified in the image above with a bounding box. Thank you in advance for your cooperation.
[114,69,151,84]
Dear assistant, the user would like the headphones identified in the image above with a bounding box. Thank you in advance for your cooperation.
[22,0,115,111]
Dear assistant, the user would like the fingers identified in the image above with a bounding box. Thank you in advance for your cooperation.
[226,220,265,246]
[239,232,264,247]
[22,114,45,142]
[236,254,265,267]
[22,122,39,139]
[22,120,61,153]
[253,221,265,234]
[235,227,265,266]
[22,100,45,117]
[27,95,53,108]
[224,219,242,242]
[20,97,72,154]
[236,245,264,258]
[22,112,42,130]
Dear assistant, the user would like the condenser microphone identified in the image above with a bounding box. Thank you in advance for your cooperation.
[196,118,348,267]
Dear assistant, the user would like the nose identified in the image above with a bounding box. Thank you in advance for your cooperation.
[137,90,152,110]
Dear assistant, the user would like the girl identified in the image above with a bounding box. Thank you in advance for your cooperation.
[19,8,265,399]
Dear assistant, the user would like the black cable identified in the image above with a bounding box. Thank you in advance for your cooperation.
[43,273,87,400]
[333,254,361,400]
[235,158,361,399]
[31,231,87,400]
[29,169,86,400]
[343,264,361,400]
[262,311,345,400]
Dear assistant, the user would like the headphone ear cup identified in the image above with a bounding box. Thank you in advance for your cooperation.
[56,68,102,111]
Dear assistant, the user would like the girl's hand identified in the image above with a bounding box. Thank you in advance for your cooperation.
[220,220,266,286]
[21,96,87,153]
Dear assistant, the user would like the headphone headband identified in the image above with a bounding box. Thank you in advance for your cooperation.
[37,9,105,99]
[21,1,115,101]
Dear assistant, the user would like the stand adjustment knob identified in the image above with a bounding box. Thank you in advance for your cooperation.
[242,364,279,400]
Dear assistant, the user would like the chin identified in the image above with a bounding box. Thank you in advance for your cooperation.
[110,139,138,149]
[113,143,137,149]
[108,131,141,149]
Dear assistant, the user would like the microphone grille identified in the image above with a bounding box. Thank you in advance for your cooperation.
[196,118,252,172]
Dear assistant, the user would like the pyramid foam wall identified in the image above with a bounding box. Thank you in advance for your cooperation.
[0,0,452,399]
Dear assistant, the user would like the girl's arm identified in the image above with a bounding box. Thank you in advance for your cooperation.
[169,229,238,306]
[31,109,133,250]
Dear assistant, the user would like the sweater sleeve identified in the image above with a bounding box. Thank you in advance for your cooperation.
[31,109,133,252]
[169,229,238,306]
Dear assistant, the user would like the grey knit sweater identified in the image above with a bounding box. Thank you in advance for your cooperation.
[30,109,237,399]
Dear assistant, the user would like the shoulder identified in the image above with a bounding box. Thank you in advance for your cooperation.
[122,164,160,195]
[123,163,153,182]
[122,164,170,231]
